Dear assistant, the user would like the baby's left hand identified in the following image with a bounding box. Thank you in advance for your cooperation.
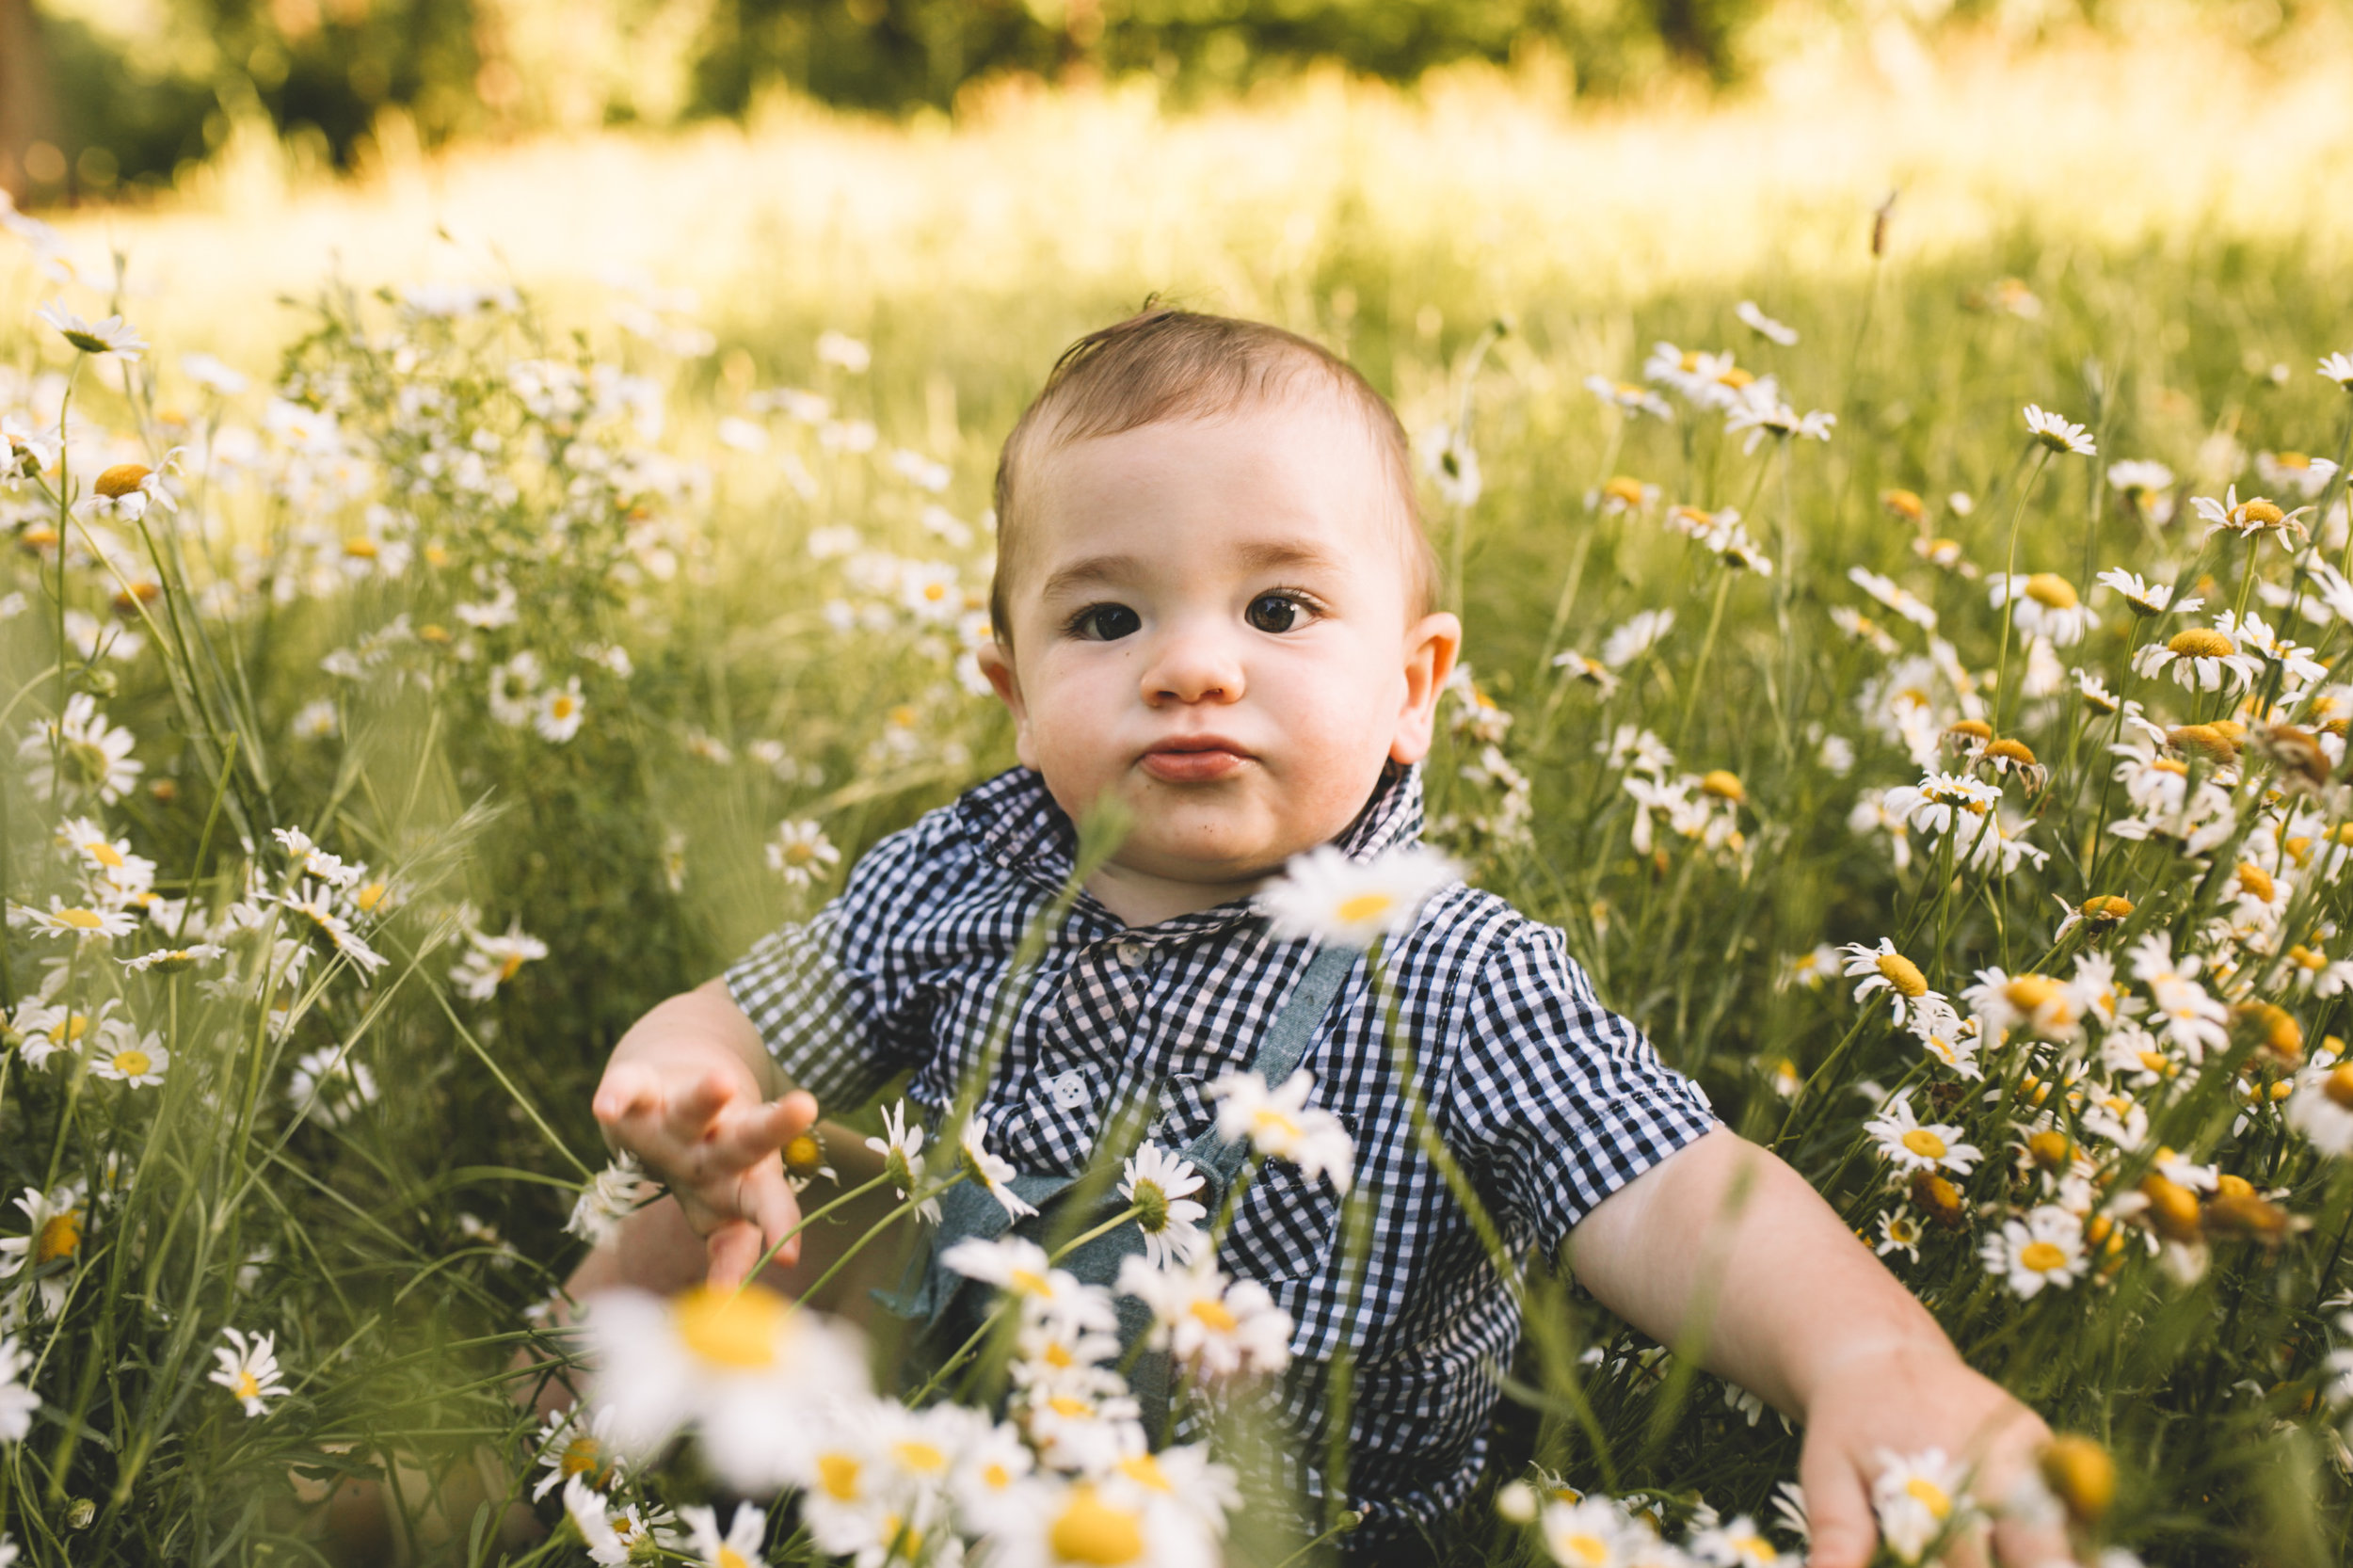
[1796,1337,2071,1568]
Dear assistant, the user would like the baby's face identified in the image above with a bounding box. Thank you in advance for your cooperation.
[980,393,1459,903]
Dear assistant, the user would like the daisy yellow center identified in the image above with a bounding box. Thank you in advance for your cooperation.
[233,1370,261,1400]
[1732,1536,1777,1562]
[1048,1395,1093,1418]
[1701,770,1745,802]
[1335,891,1395,925]
[1875,952,1928,998]
[2169,629,2234,659]
[2020,1240,2068,1272]
[63,1013,89,1042]
[1048,1485,1144,1566]
[2237,862,2276,901]
[1188,1297,1240,1333]
[817,1452,861,1501]
[1116,1453,1172,1492]
[112,1049,152,1078]
[1882,488,1924,520]
[1252,1108,1303,1142]
[982,1461,1013,1489]
[353,881,389,911]
[1557,1534,1612,1567]
[83,840,124,867]
[2277,451,2311,469]
[498,953,527,984]
[1009,1268,1052,1296]
[94,463,152,499]
[2023,572,2078,609]
[56,908,106,930]
[1900,1128,1947,1160]
[343,536,379,558]
[922,582,949,601]
[2237,499,2286,527]
[1717,365,1755,389]
[1043,1341,1074,1368]
[784,1133,823,1172]
[1602,476,1646,506]
[2291,945,2327,970]
[671,1283,786,1369]
[559,1435,602,1477]
[717,1549,750,1568]
[783,840,818,865]
[1890,1217,1921,1242]
[2082,895,2133,920]
[1906,1477,1952,1518]
[2004,974,2066,1013]
[892,1438,948,1474]
[551,695,578,720]
[2323,1064,2353,1109]
[37,1210,83,1263]
[1986,738,2038,767]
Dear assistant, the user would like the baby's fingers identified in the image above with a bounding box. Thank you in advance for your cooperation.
[703,1160,805,1288]
[590,1061,664,1132]
[1797,1441,1880,1568]
[706,1091,820,1169]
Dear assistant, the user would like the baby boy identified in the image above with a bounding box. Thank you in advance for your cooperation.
[586,308,2058,1564]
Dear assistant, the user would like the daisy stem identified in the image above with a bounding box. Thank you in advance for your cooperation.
[1674,570,1736,752]
[1046,1202,1143,1264]
[779,1187,931,1321]
[1204,1158,1259,1255]
[1770,1008,1871,1153]
[1274,1512,1364,1567]
[732,1169,896,1294]
[1992,446,2056,732]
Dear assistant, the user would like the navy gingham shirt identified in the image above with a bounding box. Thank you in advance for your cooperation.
[725,762,1718,1542]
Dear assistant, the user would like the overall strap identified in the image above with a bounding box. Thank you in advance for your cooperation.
[1177,942,1358,1188]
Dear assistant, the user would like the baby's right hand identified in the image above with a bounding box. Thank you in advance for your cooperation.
[591,1048,820,1288]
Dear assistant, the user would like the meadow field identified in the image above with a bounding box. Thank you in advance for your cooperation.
[7,22,2353,1566]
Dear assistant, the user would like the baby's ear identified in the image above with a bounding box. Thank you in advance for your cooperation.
[1390,612,1463,765]
[976,641,1039,770]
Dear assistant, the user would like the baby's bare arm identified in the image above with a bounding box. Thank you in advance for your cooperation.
[1564,1128,2062,1568]
[591,977,817,1285]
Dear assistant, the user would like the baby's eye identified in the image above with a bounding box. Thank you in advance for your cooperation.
[1069,603,1142,642]
[1245,593,1310,633]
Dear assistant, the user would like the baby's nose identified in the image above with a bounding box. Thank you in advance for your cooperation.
[1142,626,1245,704]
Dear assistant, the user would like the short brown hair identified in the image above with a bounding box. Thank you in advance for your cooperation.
[988,307,1434,643]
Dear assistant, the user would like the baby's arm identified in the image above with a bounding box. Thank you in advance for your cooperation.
[1564,1128,2066,1568]
[591,976,820,1288]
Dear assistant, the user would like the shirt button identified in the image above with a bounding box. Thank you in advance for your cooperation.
[1048,1071,1090,1110]
[1115,940,1150,968]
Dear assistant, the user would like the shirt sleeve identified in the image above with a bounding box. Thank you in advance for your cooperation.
[1448,923,1720,1258]
[722,823,938,1111]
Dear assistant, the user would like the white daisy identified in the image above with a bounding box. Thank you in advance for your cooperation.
[1864,1092,1982,1176]
[958,1112,1038,1222]
[38,301,148,362]
[1113,1252,1293,1380]
[680,1501,768,1568]
[1989,572,2095,645]
[1118,1144,1208,1269]
[1735,300,1799,345]
[2023,405,2095,456]
[534,677,586,743]
[1980,1206,2087,1298]
[0,1334,41,1440]
[1207,1069,1355,1193]
[1257,844,1456,950]
[766,820,841,888]
[582,1282,872,1492]
[1870,1448,1975,1564]
[209,1327,289,1416]
[1838,938,1937,1025]
[864,1100,939,1224]
[564,1153,662,1247]
[2095,568,2198,618]
[89,1032,167,1087]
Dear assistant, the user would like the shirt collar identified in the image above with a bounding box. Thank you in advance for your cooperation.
[961,760,1427,923]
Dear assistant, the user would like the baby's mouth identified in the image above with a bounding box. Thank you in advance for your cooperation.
[1139,737,1252,785]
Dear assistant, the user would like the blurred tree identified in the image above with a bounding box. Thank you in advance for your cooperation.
[7,0,2306,205]
[2,0,55,201]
